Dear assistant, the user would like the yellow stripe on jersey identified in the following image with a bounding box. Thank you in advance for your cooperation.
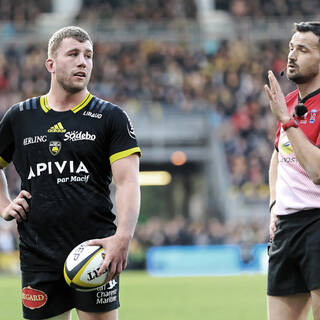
[0,156,9,168]
[109,147,141,165]
[72,93,93,113]
[40,93,92,114]
[40,96,50,113]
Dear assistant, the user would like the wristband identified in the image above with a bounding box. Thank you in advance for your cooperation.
[282,118,298,131]
[269,200,276,212]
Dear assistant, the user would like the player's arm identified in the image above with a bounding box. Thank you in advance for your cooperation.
[268,149,278,240]
[265,70,320,184]
[0,168,31,221]
[112,153,140,242]
[89,154,140,282]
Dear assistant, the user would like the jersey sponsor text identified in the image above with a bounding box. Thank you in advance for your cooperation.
[83,111,102,119]
[22,286,48,309]
[27,160,89,179]
[96,286,117,304]
[23,135,47,146]
[64,131,96,142]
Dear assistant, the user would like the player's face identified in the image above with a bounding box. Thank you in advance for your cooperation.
[53,37,93,93]
[287,31,320,84]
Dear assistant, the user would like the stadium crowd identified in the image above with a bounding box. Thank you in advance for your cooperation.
[0,0,50,28]
[217,0,318,17]
[76,0,197,22]
[1,0,317,25]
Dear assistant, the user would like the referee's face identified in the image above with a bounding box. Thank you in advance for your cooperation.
[287,31,320,84]
[51,37,93,94]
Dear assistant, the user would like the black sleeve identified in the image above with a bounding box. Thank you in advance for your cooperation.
[107,106,141,164]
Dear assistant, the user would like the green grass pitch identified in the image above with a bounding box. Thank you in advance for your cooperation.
[0,271,313,319]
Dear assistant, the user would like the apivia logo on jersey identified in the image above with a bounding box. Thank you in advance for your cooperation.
[27,160,90,185]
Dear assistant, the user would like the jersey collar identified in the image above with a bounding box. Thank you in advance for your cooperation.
[298,88,320,104]
[40,93,93,114]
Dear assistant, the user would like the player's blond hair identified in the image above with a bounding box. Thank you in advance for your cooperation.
[48,26,93,58]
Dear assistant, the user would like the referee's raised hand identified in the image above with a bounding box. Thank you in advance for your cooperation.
[264,70,291,124]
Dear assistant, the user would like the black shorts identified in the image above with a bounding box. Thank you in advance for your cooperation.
[21,270,120,320]
[268,209,320,296]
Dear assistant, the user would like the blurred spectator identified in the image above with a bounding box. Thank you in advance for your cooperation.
[216,0,319,17]
[135,215,268,247]
[75,0,197,22]
[0,0,51,29]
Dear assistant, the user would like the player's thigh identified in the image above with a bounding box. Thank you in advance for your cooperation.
[267,293,311,320]
[76,309,118,320]
[311,289,320,319]
[43,311,72,320]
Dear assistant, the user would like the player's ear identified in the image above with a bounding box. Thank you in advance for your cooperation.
[45,58,55,73]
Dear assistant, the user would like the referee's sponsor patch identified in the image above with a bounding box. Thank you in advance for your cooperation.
[310,109,317,123]
[22,286,48,309]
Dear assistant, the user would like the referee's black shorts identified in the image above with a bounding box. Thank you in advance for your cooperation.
[268,209,320,296]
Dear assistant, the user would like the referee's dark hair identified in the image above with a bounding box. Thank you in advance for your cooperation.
[295,22,320,46]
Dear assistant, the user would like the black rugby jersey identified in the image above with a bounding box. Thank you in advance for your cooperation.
[0,93,141,271]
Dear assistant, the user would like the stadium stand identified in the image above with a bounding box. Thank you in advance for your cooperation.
[216,0,316,17]
[75,0,197,22]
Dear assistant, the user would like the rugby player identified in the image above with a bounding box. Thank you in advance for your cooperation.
[0,26,141,320]
[265,22,320,320]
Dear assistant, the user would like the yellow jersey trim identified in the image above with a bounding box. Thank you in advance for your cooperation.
[0,156,9,168]
[40,96,50,113]
[109,147,141,165]
[72,93,93,113]
[40,93,93,114]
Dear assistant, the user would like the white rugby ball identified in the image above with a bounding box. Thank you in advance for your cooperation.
[63,240,107,291]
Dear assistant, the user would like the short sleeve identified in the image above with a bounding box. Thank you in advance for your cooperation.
[108,107,141,165]
[0,108,14,168]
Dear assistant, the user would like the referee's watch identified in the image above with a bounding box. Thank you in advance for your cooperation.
[282,118,299,131]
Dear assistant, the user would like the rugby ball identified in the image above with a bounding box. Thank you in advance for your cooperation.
[63,240,107,291]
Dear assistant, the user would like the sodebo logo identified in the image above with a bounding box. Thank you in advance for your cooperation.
[64,131,96,142]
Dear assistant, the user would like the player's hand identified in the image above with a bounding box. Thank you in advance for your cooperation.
[269,209,278,241]
[2,190,32,222]
[88,233,131,283]
[264,70,291,124]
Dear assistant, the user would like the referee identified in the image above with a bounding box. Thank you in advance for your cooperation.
[265,22,320,320]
